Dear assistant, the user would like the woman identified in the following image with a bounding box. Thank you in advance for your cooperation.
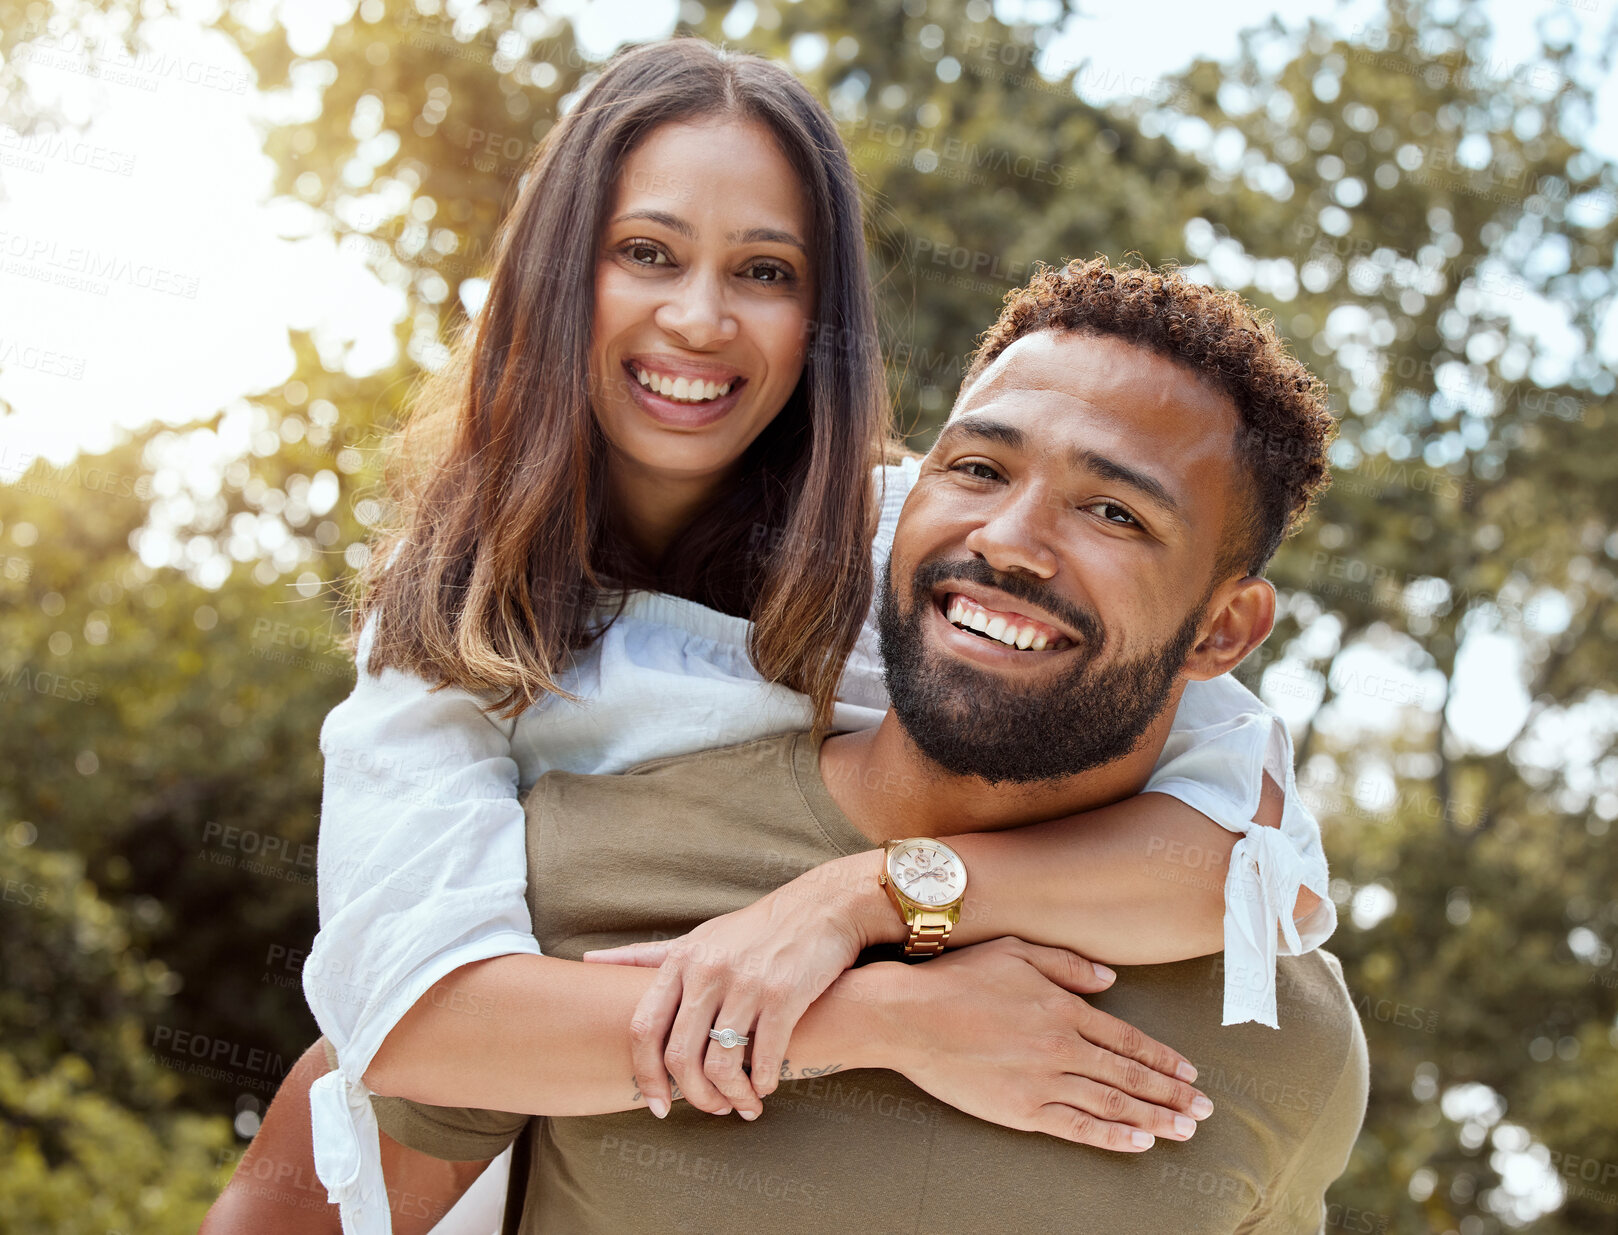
[204,36,1331,1235]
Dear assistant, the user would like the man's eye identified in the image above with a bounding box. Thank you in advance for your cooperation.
[1082,500,1139,527]
[953,461,1002,481]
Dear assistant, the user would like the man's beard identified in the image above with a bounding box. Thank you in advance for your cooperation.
[875,556,1207,786]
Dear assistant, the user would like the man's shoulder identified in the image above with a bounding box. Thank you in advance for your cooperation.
[536,730,811,792]
[1209,949,1367,1139]
[1223,949,1366,1077]
[1279,950,1368,1078]
[1104,949,1366,1133]
[620,731,809,778]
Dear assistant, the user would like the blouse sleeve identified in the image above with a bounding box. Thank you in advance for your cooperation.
[1143,675,1336,1029]
[304,612,540,1235]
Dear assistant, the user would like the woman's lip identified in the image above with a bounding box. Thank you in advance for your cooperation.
[627,356,745,383]
[926,593,1071,665]
[621,360,746,429]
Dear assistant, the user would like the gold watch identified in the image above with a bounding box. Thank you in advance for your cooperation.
[877,837,967,957]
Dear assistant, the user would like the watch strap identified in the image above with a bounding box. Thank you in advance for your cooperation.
[902,910,954,957]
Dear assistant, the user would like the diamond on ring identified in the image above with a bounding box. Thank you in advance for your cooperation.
[709,1027,749,1049]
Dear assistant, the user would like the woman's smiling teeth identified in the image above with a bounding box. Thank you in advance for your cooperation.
[633,364,735,404]
[945,593,1072,652]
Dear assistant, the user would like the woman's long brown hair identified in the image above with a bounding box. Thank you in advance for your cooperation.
[355,37,894,732]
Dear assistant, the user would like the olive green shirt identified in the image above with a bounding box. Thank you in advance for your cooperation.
[370,732,1368,1233]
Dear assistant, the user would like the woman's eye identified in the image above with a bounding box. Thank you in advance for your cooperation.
[624,243,668,266]
[1083,500,1139,527]
[744,261,793,283]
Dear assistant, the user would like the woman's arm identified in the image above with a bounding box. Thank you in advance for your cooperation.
[366,954,877,1114]
[365,941,1210,1153]
[201,1039,492,1235]
[846,774,1321,966]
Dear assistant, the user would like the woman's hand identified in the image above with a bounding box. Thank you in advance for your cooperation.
[871,937,1214,1150]
[582,860,883,1120]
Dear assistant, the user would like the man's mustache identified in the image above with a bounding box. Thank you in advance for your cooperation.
[910,557,1104,650]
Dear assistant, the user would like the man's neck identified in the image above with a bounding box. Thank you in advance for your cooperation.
[818,691,1183,845]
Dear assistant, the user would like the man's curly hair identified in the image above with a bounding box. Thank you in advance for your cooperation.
[962,257,1335,578]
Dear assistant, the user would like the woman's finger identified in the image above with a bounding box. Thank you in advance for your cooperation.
[1072,1002,1197,1085]
[1073,1038,1211,1117]
[1030,1103,1158,1153]
[583,941,675,967]
[742,991,812,1100]
[703,996,764,1118]
[663,977,734,1115]
[627,966,685,1116]
[1058,1075,1201,1143]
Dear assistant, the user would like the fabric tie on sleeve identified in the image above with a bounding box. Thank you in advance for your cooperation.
[1220,824,1312,1029]
[311,1065,394,1235]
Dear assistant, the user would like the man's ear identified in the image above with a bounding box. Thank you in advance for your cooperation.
[1182,575,1276,681]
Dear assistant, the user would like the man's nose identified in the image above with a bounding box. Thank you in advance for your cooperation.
[962,488,1060,579]
[654,267,739,350]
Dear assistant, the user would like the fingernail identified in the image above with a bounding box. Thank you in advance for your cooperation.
[739,1109,759,1121]
[1093,964,1116,984]
[1176,1061,1198,1083]
[648,1098,669,1119]
[1131,1131,1154,1149]
[1191,1096,1213,1119]
[1174,1115,1195,1138]
[716,1107,732,1116]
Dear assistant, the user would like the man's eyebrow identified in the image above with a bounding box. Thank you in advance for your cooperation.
[608,212,806,255]
[937,417,1025,452]
[1069,446,1186,525]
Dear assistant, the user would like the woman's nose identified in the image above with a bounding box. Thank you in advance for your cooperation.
[654,268,738,350]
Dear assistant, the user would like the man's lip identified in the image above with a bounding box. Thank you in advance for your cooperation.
[930,582,1081,645]
[925,594,1074,662]
[625,354,746,383]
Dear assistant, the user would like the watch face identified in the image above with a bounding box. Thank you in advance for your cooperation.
[889,841,966,907]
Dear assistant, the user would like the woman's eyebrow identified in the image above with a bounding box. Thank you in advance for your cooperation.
[727,226,807,254]
[610,209,693,237]
[608,210,805,255]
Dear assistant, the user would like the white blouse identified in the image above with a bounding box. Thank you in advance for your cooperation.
[306,459,1335,1235]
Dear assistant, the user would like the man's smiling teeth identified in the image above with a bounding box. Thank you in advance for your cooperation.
[633,365,734,403]
[945,594,1070,651]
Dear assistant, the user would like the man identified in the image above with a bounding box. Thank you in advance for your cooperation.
[210,257,1364,1233]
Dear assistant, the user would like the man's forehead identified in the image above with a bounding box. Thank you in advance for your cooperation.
[951,330,1232,426]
